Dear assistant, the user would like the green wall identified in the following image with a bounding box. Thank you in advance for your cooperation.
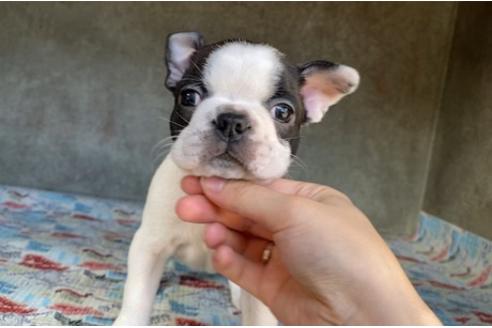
[423,4,492,239]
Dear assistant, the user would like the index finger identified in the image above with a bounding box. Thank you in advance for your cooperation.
[200,177,306,233]
[264,179,352,205]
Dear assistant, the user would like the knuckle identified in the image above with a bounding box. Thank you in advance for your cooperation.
[339,192,353,204]
[317,188,353,205]
[334,191,354,205]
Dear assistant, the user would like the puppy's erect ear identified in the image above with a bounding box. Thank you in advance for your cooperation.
[299,61,360,123]
[165,32,205,90]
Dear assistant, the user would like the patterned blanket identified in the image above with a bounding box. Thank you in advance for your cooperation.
[0,185,490,325]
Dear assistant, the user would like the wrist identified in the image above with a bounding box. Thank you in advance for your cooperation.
[344,264,441,325]
[347,258,441,325]
[348,293,441,325]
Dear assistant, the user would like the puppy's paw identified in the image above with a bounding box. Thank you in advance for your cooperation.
[113,314,148,326]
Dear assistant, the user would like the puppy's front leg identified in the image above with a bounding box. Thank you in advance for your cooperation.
[114,229,172,325]
[115,156,188,325]
[240,289,278,325]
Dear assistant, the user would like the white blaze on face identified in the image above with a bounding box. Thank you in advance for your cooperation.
[170,42,292,180]
[203,42,284,101]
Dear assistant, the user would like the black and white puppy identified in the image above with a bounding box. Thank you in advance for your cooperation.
[114,32,359,325]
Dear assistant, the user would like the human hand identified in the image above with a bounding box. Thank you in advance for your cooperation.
[176,176,440,325]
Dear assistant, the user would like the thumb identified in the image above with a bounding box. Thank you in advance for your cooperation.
[200,177,300,233]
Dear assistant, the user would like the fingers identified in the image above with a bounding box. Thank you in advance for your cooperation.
[176,194,272,239]
[175,194,216,222]
[204,223,246,250]
[204,223,271,262]
[212,245,264,298]
[265,179,352,205]
[183,175,347,202]
[179,175,352,235]
[181,175,203,195]
[199,177,299,233]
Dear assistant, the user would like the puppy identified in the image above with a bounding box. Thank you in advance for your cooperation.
[114,32,359,325]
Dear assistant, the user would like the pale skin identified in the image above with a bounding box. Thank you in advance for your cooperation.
[175,176,442,325]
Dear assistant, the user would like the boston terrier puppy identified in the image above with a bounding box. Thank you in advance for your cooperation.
[114,32,359,325]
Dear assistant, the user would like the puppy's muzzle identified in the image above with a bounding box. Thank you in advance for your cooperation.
[213,112,251,143]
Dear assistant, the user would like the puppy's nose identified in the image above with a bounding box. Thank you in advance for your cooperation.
[214,113,251,142]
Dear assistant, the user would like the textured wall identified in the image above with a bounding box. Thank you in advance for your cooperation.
[423,4,492,239]
[0,3,456,233]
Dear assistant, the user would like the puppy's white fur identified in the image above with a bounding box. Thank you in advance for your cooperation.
[114,156,277,325]
[204,42,283,101]
[115,43,283,326]
[115,39,360,325]
[171,97,291,180]
[171,43,291,180]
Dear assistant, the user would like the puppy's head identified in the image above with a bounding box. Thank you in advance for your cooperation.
[165,32,359,180]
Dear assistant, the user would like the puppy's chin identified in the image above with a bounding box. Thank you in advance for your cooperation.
[169,119,292,181]
[191,156,250,180]
[172,153,256,180]
[170,147,288,181]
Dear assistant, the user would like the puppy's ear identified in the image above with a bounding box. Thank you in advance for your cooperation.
[299,61,360,123]
[165,32,205,90]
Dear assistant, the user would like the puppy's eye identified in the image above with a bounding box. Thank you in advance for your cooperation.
[271,103,294,123]
[180,89,201,107]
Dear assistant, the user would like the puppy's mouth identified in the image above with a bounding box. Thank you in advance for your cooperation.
[211,150,246,169]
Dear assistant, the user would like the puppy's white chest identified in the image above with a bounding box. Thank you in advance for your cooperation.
[116,154,276,325]
[139,155,214,272]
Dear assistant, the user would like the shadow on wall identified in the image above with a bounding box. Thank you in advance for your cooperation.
[1,3,490,239]
[423,4,492,239]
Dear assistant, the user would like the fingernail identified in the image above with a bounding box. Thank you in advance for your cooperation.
[202,177,225,192]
